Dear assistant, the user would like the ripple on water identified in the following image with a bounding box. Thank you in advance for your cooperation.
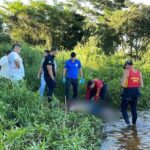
[100,111,150,150]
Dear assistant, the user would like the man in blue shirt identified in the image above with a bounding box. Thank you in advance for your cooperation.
[63,52,84,101]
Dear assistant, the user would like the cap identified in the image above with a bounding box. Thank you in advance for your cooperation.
[123,60,133,69]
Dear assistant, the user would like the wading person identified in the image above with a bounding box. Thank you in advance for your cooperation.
[63,52,84,101]
[0,50,11,79]
[121,60,143,127]
[86,79,107,103]
[8,44,25,82]
[43,49,57,102]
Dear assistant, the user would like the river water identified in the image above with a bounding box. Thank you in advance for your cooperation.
[100,111,150,150]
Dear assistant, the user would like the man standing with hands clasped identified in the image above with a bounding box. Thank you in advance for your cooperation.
[63,52,84,101]
[121,60,143,127]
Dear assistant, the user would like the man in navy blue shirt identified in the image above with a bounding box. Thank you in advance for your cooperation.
[63,52,84,101]
[43,49,57,102]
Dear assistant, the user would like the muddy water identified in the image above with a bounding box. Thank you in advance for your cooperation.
[100,111,150,150]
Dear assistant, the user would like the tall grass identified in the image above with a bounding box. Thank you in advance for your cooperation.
[0,40,150,107]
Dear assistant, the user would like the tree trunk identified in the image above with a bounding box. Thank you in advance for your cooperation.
[135,49,138,61]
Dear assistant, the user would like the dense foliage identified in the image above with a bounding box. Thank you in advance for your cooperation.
[0,1,85,49]
[1,41,150,108]
[0,79,103,149]
[0,1,150,56]
[0,0,150,149]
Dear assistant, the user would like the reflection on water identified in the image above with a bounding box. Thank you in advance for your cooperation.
[100,111,150,150]
[117,126,140,150]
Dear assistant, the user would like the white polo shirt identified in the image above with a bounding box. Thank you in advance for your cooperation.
[8,51,25,81]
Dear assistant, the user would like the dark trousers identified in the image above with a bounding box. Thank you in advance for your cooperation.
[121,96,138,125]
[65,78,78,101]
[45,77,56,103]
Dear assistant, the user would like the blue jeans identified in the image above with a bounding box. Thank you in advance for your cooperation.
[39,76,46,97]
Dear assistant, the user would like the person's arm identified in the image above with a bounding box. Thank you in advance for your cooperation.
[13,53,21,69]
[121,70,129,88]
[37,66,42,79]
[96,88,101,97]
[47,65,55,80]
[79,68,83,78]
[78,61,83,77]
[63,61,68,78]
[140,72,144,87]
[63,68,67,78]
[85,86,91,100]
[14,60,20,69]
[94,88,101,101]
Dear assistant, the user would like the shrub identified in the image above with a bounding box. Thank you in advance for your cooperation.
[0,79,103,149]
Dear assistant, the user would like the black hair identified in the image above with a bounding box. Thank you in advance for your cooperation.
[44,50,50,53]
[87,80,93,87]
[71,52,76,57]
[12,44,21,50]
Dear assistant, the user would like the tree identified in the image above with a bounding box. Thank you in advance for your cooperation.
[107,5,150,60]
[0,1,85,49]
[67,0,127,17]
[63,0,128,54]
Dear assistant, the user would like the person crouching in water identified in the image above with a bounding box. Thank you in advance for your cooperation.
[86,79,107,103]
[121,60,143,127]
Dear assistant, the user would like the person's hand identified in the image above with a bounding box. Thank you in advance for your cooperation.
[52,78,56,83]
[79,77,85,84]
[63,77,66,83]
[94,95,99,101]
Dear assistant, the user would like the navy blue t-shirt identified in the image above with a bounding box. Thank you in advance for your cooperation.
[64,59,81,79]
[43,54,56,79]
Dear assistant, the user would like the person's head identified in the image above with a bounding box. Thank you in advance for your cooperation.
[70,52,76,61]
[123,60,133,69]
[87,80,95,89]
[44,50,50,57]
[12,44,21,54]
[50,48,57,57]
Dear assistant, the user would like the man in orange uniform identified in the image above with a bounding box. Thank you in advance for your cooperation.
[85,79,106,102]
[121,60,143,127]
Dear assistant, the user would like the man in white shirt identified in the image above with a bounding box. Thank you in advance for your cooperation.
[0,51,11,79]
[8,44,25,81]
